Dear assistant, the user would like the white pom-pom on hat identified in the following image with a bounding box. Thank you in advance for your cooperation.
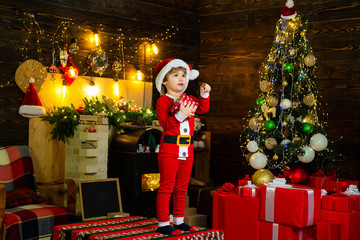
[29,77,35,83]
[154,58,199,94]
[285,0,294,8]
[281,0,297,19]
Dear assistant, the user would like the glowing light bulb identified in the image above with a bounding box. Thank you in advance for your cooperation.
[136,70,144,81]
[114,81,120,96]
[62,80,67,99]
[94,33,99,46]
[87,85,99,97]
[152,43,158,55]
[67,66,78,79]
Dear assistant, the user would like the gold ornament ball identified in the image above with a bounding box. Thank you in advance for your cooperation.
[304,53,316,67]
[260,80,271,92]
[266,95,279,107]
[273,154,279,161]
[252,169,274,186]
[303,114,316,125]
[282,81,288,87]
[258,116,264,122]
[300,31,306,37]
[265,137,277,150]
[282,121,288,127]
[303,94,316,106]
[249,117,259,130]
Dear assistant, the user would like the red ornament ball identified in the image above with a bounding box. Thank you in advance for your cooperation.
[283,165,309,185]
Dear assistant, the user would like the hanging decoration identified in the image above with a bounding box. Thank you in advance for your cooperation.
[59,55,79,86]
[88,50,109,76]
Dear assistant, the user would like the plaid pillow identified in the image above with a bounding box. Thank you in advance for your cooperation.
[6,189,46,208]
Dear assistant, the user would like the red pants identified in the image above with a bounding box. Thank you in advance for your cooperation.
[156,156,194,222]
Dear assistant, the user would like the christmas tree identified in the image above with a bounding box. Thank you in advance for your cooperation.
[240,0,339,175]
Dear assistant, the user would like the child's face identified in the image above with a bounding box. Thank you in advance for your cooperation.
[163,68,187,96]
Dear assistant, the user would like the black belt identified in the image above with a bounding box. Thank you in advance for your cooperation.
[163,135,194,147]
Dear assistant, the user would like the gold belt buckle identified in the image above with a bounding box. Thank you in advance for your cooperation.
[177,135,191,147]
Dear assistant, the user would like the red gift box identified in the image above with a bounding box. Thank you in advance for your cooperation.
[328,179,359,193]
[309,176,330,189]
[235,182,260,197]
[320,209,360,240]
[213,191,260,240]
[329,180,348,193]
[260,221,295,240]
[316,221,341,240]
[322,194,360,212]
[170,94,198,115]
[239,186,260,197]
[260,221,316,240]
[260,185,321,227]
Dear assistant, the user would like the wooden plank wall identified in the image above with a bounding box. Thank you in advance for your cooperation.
[199,0,360,184]
[0,0,200,146]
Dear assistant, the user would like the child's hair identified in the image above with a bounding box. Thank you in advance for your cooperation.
[160,67,187,95]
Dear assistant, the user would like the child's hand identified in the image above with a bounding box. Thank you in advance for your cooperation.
[200,83,211,93]
[180,101,198,118]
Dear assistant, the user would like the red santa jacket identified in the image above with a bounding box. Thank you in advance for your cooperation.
[156,93,210,159]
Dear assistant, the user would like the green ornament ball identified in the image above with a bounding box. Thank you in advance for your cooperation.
[256,97,265,106]
[284,62,294,71]
[264,120,276,131]
[302,123,313,133]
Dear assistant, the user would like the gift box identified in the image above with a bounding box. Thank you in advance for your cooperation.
[329,180,349,193]
[316,221,341,240]
[238,186,260,197]
[309,176,330,189]
[235,180,260,197]
[260,221,316,240]
[322,194,360,212]
[328,179,359,193]
[213,191,260,240]
[260,185,321,227]
[320,209,360,240]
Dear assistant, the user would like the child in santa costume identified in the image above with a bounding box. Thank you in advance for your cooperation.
[155,58,211,235]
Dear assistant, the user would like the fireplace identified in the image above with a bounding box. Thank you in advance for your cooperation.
[108,126,162,218]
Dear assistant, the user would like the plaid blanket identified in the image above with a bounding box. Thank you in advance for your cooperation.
[53,216,224,240]
[5,204,77,239]
[0,145,36,192]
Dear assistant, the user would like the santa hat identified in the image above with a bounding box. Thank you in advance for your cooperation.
[18,77,46,118]
[281,0,297,19]
[155,58,199,94]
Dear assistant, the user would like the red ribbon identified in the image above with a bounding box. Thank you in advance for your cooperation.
[217,182,236,194]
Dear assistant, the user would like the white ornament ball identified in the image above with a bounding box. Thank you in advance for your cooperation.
[250,152,268,169]
[310,133,328,151]
[280,99,292,109]
[247,140,258,153]
[297,146,315,163]
[280,139,291,146]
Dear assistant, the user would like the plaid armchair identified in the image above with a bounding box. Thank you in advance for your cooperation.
[0,145,77,240]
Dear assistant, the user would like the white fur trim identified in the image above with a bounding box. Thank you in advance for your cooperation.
[19,105,46,118]
[155,59,199,94]
[285,0,294,8]
[281,12,297,19]
[29,77,35,83]
[189,69,199,80]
